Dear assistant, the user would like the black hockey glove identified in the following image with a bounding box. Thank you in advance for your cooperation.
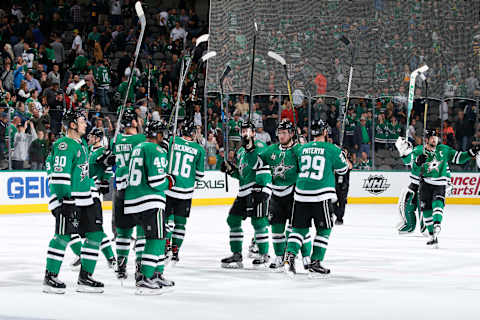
[415,153,428,166]
[468,145,480,157]
[221,161,238,176]
[98,180,110,195]
[252,184,270,205]
[97,149,116,168]
[60,197,79,222]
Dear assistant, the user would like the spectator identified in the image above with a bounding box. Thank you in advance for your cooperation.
[215,148,225,171]
[193,104,202,127]
[1,60,14,92]
[354,117,372,157]
[28,130,48,170]
[256,125,271,145]
[13,56,26,90]
[71,29,83,55]
[205,131,219,170]
[234,95,248,116]
[12,120,37,169]
[442,120,456,148]
[466,71,479,97]
[50,37,65,68]
[250,102,262,128]
[262,100,278,142]
[47,64,61,85]
[170,21,186,42]
[30,106,50,132]
[25,71,41,93]
[454,110,474,151]
[16,80,30,102]
[280,100,298,125]
[110,0,122,26]
[356,151,372,170]
[228,111,242,152]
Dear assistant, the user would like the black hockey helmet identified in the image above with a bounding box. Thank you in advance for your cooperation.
[145,120,167,138]
[277,119,294,133]
[181,121,196,137]
[88,128,104,139]
[311,119,329,137]
[241,120,255,131]
[424,128,438,139]
[121,108,137,127]
[62,108,86,127]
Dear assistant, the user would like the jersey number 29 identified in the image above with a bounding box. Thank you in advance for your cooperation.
[298,155,325,180]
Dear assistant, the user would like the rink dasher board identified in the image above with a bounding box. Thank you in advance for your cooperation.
[0,170,478,214]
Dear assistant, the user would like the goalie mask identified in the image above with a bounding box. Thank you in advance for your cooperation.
[241,120,255,151]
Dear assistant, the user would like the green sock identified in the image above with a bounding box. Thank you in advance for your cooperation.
[154,239,167,274]
[141,239,162,278]
[311,228,331,261]
[301,233,312,257]
[166,214,175,241]
[172,215,187,250]
[69,234,82,256]
[252,216,269,255]
[100,233,114,260]
[227,214,243,253]
[80,231,103,274]
[287,228,309,256]
[116,227,133,262]
[423,209,434,234]
[135,225,146,263]
[46,234,71,274]
[271,223,286,257]
[432,200,445,225]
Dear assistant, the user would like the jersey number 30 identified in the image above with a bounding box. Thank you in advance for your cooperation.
[298,155,325,180]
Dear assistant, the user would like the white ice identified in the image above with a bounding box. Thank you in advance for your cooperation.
[1,204,480,320]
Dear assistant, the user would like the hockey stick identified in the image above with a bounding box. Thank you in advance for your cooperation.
[168,34,210,174]
[421,76,429,155]
[248,21,258,122]
[113,1,146,147]
[405,65,429,140]
[267,51,297,133]
[220,64,232,192]
[337,35,355,147]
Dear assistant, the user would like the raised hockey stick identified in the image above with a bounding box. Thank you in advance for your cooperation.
[168,34,210,174]
[220,64,232,192]
[267,51,297,133]
[405,65,429,140]
[113,1,146,147]
[338,35,355,147]
[248,21,258,122]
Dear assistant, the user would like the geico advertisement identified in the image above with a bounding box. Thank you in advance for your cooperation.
[0,171,50,204]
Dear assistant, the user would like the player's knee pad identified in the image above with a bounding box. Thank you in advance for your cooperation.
[227,214,242,229]
[251,216,269,230]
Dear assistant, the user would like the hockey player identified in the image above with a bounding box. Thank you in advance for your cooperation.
[87,128,117,269]
[124,120,174,294]
[165,121,205,264]
[220,120,272,268]
[284,120,349,278]
[43,109,105,293]
[112,108,146,279]
[258,120,312,271]
[395,130,479,247]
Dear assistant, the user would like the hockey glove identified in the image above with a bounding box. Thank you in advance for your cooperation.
[97,149,116,168]
[415,153,428,166]
[60,197,79,226]
[252,184,270,206]
[221,161,238,176]
[395,137,413,157]
[98,180,110,195]
[166,174,175,190]
[468,145,480,158]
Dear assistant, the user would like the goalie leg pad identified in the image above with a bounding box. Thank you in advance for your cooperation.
[398,188,417,233]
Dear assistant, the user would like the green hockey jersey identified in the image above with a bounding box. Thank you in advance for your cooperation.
[48,136,93,207]
[231,140,271,198]
[165,136,205,200]
[45,152,60,211]
[294,141,348,202]
[96,65,111,87]
[124,141,169,214]
[402,144,472,186]
[113,133,146,190]
[258,143,300,197]
[89,145,113,199]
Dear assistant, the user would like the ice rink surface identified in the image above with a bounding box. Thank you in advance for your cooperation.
[1,204,480,320]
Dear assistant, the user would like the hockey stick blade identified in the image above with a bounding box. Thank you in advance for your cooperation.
[201,51,217,62]
[73,79,86,91]
[135,2,145,20]
[220,65,232,83]
[267,51,286,66]
[196,34,209,46]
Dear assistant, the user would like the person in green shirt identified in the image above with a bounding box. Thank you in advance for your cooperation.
[227,111,242,153]
[356,152,372,170]
[117,75,136,104]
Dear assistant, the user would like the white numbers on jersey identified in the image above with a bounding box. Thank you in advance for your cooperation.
[116,153,130,167]
[153,156,167,168]
[128,157,143,186]
[298,155,325,181]
[172,152,194,178]
[54,156,67,167]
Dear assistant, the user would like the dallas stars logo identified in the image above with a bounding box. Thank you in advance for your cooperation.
[238,160,248,177]
[273,158,294,179]
[78,162,89,181]
[427,157,442,173]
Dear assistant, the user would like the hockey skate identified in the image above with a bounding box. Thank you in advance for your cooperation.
[302,256,311,270]
[106,257,117,270]
[335,218,344,226]
[427,224,441,249]
[398,223,415,235]
[135,261,142,282]
[153,272,175,292]
[284,252,296,278]
[42,270,66,294]
[136,274,164,295]
[252,254,270,269]
[269,256,284,272]
[171,245,179,266]
[247,238,259,259]
[308,260,331,279]
[115,256,128,280]
[77,269,104,293]
[221,252,243,269]
[70,255,81,271]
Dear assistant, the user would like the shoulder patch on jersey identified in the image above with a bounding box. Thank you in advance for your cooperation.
[58,142,68,150]
[54,167,63,172]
